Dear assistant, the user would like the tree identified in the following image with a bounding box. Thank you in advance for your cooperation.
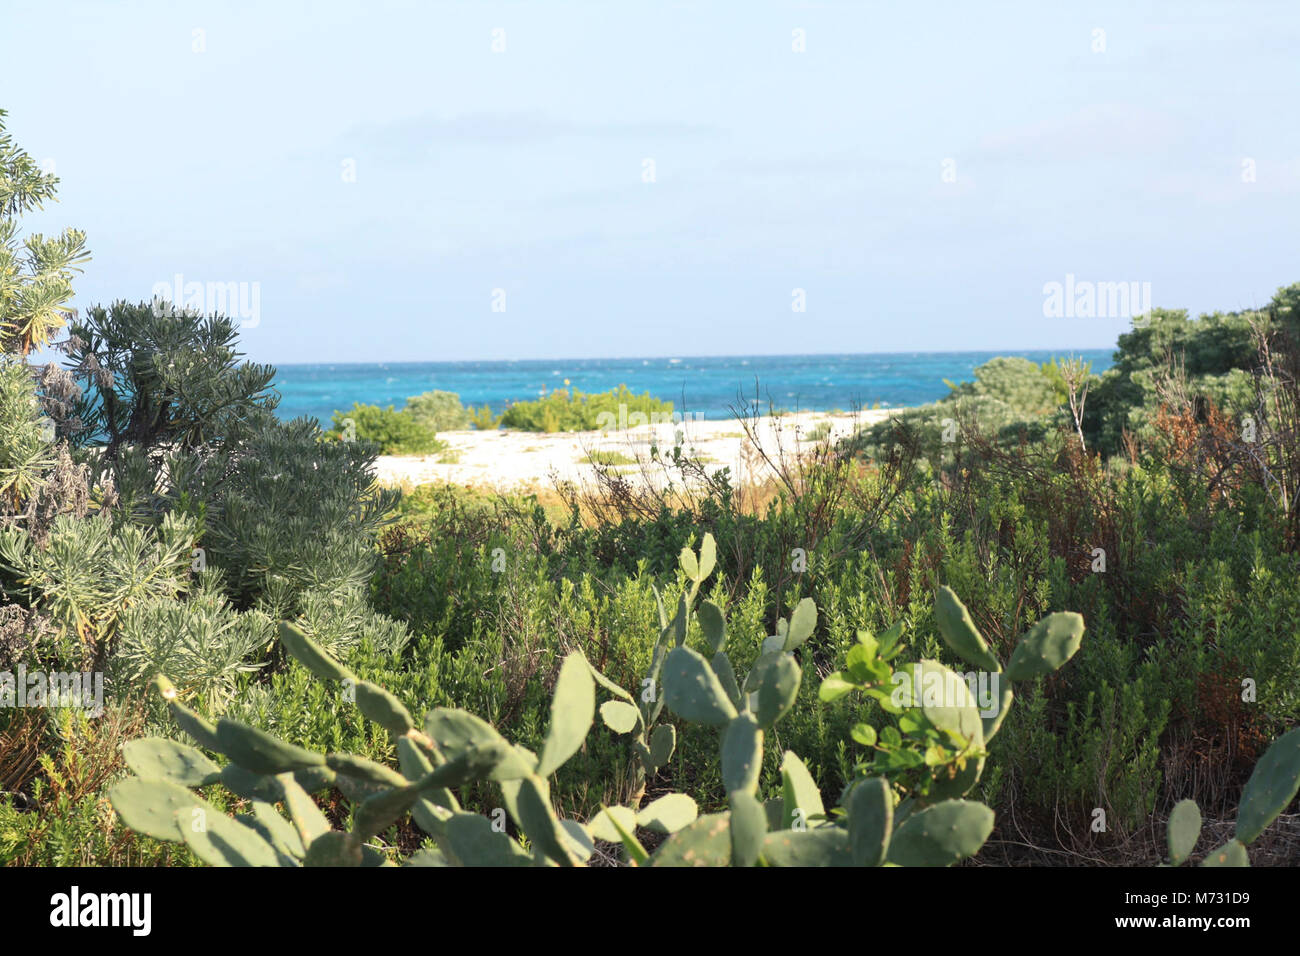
[0,109,90,357]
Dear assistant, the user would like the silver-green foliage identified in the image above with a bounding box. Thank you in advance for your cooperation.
[114,580,274,714]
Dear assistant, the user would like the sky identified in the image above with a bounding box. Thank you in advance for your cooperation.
[3,0,1298,364]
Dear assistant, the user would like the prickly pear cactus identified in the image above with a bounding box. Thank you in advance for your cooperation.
[1163,725,1300,867]
[109,628,613,867]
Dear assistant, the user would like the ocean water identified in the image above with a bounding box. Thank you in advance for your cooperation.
[272,351,1115,425]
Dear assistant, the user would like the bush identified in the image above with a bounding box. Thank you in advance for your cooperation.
[405,390,471,431]
[500,385,672,432]
[326,402,443,454]
[184,416,401,612]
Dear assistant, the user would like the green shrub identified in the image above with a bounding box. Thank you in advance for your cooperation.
[468,403,501,430]
[500,385,672,432]
[187,416,401,611]
[326,402,443,455]
[0,109,90,356]
[405,390,470,431]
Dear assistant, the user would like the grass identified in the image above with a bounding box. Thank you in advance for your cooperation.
[581,449,638,466]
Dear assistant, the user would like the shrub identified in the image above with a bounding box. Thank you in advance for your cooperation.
[326,402,443,455]
[113,580,274,714]
[405,390,470,431]
[184,416,401,612]
[0,109,90,356]
[468,403,501,430]
[500,385,672,432]
[58,300,278,458]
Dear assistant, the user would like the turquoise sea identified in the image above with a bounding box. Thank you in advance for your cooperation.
[273,351,1115,424]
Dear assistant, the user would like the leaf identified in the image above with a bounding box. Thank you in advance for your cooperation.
[662,646,737,726]
[850,723,877,747]
[637,793,699,833]
[818,673,856,702]
[678,546,699,580]
[536,652,597,777]
[587,805,638,843]
[599,700,639,735]
[887,799,993,867]
[756,653,800,726]
[934,586,1001,672]
[780,751,825,829]
[1201,839,1249,867]
[721,714,763,794]
[1235,726,1300,845]
[698,600,727,653]
[729,790,767,867]
[848,778,893,866]
[784,598,817,650]
[122,738,220,788]
[1167,799,1201,866]
[697,534,717,581]
[1006,612,1085,681]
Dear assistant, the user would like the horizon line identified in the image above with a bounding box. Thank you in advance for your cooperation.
[269,345,1118,368]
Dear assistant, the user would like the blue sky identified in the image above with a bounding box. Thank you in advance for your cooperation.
[3,0,1298,363]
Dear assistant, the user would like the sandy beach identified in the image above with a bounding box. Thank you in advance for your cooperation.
[372,408,901,491]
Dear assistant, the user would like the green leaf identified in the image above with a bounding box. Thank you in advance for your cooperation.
[722,714,763,795]
[599,700,640,734]
[729,790,767,867]
[215,718,325,775]
[109,778,213,843]
[537,652,597,777]
[1167,799,1201,866]
[780,751,825,829]
[934,586,1001,672]
[180,808,285,867]
[278,621,356,683]
[785,598,817,650]
[756,653,801,727]
[1235,726,1300,845]
[818,673,856,702]
[637,793,699,833]
[662,646,737,725]
[850,723,877,747]
[355,681,415,736]
[762,827,853,866]
[698,600,727,653]
[697,534,717,580]
[648,812,732,867]
[1006,612,1085,681]
[887,800,993,867]
[122,738,220,787]
[587,805,638,843]
[1201,839,1249,867]
[849,778,893,866]
[648,723,676,770]
[679,546,699,580]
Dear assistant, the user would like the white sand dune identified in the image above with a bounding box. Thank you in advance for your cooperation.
[372,408,902,491]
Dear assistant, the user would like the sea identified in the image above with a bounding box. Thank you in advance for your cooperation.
[272,351,1115,424]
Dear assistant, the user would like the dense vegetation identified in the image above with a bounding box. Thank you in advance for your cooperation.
[2,111,1299,866]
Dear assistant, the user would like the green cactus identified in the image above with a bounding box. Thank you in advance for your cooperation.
[1166,799,1201,866]
[1162,725,1300,866]
[111,553,1105,870]
[110,641,606,867]
[1235,725,1300,845]
[886,799,994,867]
